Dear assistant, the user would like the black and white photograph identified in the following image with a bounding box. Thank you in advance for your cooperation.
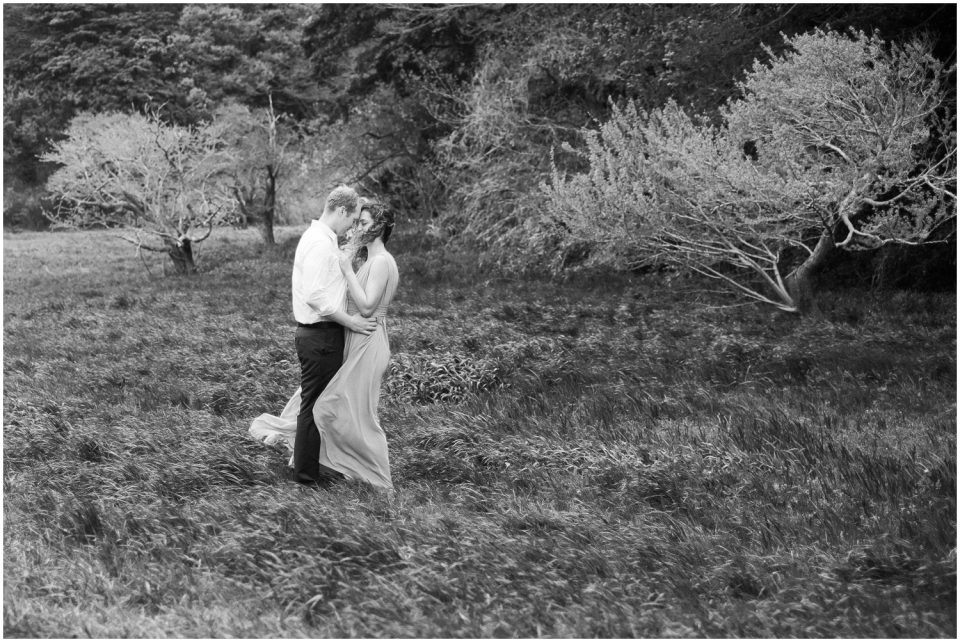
[3,2,956,637]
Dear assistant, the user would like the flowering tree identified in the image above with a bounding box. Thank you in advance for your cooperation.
[545,29,956,313]
[43,110,232,273]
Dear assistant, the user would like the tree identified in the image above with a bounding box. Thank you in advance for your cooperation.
[544,30,956,313]
[3,4,187,182]
[206,99,295,245]
[292,4,957,285]
[3,3,320,187]
[43,110,232,273]
[171,4,321,120]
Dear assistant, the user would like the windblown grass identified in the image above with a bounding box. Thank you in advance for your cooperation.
[4,227,956,637]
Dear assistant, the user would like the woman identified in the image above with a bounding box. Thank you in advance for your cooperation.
[249,200,400,489]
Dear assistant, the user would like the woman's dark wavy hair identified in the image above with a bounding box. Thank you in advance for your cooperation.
[358,199,395,245]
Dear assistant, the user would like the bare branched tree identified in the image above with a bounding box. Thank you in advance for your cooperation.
[43,109,233,273]
[207,97,294,245]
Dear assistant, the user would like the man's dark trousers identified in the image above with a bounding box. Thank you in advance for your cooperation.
[292,323,345,482]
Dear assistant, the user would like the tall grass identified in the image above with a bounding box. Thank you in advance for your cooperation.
[3,227,956,637]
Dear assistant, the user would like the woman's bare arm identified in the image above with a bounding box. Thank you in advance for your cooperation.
[340,254,389,317]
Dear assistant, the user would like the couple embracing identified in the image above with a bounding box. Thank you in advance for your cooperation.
[249,186,399,490]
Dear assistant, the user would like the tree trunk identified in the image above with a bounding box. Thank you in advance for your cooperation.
[260,214,275,245]
[166,237,196,274]
[786,228,834,314]
[232,185,253,228]
[260,168,277,245]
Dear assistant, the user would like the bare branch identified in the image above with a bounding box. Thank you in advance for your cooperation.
[689,263,797,312]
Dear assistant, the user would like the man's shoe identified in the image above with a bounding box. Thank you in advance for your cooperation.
[292,471,318,484]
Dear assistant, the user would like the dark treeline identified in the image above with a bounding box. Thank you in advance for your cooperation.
[4,3,956,290]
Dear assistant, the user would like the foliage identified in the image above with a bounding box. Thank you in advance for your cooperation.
[42,110,232,272]
[726,29,956,247]
[305,84,432,197]
[171,4,321,120]
[425,52,569,254]
[297,4,494,210]
[4,4,957,285]
[2,4,186,181]
[3,227,955,637]
[544,30,956,313]
[2,3,318,185]
[296,5,956,243]
[398,5,783,261]
[3,179,51,230]
[301,3,494,121]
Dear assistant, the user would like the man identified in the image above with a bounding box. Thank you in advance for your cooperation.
[291,185,377,484]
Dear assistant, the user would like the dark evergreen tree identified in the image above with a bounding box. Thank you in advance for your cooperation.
[4,4,185,183]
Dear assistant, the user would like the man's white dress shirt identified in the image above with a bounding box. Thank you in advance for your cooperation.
[292,220,347,324]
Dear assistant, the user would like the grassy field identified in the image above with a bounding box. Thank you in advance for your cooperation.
[3,226,956,637]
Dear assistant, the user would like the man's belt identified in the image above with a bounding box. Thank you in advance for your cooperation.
[296,321,340,329]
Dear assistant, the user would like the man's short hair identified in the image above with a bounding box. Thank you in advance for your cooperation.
[324,185,359,214]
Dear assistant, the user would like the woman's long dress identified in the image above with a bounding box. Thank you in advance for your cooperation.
[249,253,400,489]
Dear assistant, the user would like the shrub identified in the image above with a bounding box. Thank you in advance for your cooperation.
[3,181,50,230]
[385,351,503,404]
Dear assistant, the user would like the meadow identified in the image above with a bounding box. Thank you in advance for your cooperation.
[3,226,956,637]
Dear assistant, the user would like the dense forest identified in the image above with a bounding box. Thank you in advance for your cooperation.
[4,3,957,299]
